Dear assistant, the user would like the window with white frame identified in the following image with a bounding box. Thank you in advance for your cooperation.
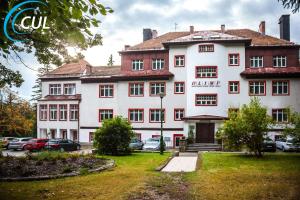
[129,109,144,122]
[250,56,263,68]
[195,94,217,106]
[272,81,289,95]
[273,56,287,67]
[49,105,58,120]
[129,83,144,96]
[132,60,144,71]
[199,44,214,52]
[99,85,113,97]
[152,59,164,70]
[59,105,67,120]
[249,81,265,95]
[70,104,79,120]
[272,109,288,122]
[49,84,61,95]
[196,66,217,78]
[150,82,165,96]
[64,84,76,95]
[174,82,184,94]
[228,81,240,94]
[229,54,239,66]
[150,109,165,122]
[39,105,47,120]
[174,109,184,121]
[99,109,113,122]
[174,55,185,67]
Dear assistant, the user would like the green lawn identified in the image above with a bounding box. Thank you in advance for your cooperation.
[186,152,300,200]
[0,153,169,200]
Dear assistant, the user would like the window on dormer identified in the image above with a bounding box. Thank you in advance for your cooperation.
[132,60,144,71]
[250,56,263,68]
[64,84,76,95]
[49,84,61,95]
[273,56,286,67]
[152,59,164,70]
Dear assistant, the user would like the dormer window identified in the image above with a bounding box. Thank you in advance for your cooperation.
[273,56,287,67]
[49,84,61,95]
[250,56,263,68]
[132,60,144,71]
[152,59,164,70]
[64,84,76,95]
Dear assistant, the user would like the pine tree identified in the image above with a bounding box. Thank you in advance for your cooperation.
[31,65,53,102]
[107,54,114,66]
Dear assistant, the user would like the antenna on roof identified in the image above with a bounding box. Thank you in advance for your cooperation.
[174,23,178,31]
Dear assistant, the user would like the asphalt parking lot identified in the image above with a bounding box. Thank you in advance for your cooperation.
[1,149,93,157]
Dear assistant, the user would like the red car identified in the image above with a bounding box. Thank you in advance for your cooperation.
[24,138,49,151]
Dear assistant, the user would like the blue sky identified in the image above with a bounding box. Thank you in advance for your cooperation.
[4,0,300,100]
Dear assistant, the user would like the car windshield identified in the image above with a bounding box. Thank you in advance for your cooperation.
[21,138,31,141]
[11,139,20,142]
[48,140,59,144]
[146,138,159,143]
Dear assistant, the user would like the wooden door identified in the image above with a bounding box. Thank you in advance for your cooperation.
[196,123,215,143]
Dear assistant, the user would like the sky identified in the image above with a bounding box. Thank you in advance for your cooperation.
[4,0,300,100]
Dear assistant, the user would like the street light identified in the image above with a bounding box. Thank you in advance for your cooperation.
[159,92,165,155]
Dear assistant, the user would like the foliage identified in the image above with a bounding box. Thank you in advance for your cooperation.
[31,65,53,102]
[187,127,195,144]
[107,54,114,66]
[218,98,273,157]
[94,116,134,155]
[278,0,300,13]
[0,64,24,88]
[284,111,300,142]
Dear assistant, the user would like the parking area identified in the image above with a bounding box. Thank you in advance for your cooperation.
[1,148,93,157]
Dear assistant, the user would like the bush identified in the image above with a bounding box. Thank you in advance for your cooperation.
[93,116,134,155]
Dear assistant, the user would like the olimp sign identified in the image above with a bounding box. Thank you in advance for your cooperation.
[192,81,221,87]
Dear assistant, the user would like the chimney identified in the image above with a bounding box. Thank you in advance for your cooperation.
[221,24,225,33]
[190,26,194,34]
[259,21,265,35]
[143,28,153,41]
[124,45,130,50]
[152,30,158,38]
[279,14,290,41]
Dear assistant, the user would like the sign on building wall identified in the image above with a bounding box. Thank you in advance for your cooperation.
[192,81,221,87]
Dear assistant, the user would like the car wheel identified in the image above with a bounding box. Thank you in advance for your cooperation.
[60,147,65,152]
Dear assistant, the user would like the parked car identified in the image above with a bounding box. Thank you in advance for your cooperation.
[276,137,300,152]
[143,138,166,151]
[8,137,33,151]
[262,138,276,152]
[0,137,15,149]
[23,138,49,151]
[44,139,81,152]
[129,138,144,150]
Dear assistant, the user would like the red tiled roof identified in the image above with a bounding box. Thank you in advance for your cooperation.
[241,67,300,78]
[182,115,228,121]
[47,59,91,75]
[39,94,81,101]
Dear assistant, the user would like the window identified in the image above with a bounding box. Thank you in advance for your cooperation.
[70,104,79,120]
[99,109,113,122]
[64,84,76,95]
[272,81,289,96]
[129,83,144,96]
[174,55,185,67]
[128,109,144,123]
[150,82,165,96]
[59,105,67,121]
[249,81,266,96]
[174,109,184,121]
[49,84,61,95]
[149,109,165,123]
[195,66,217,78]
[228,81,240,94]
[195,94,217,106]
[39,105,47,121]
[272,109,288,123]
[89,132,94,142]
[273,56,286,67]
[174,82,185,94]
[229,54,239,66]
[199,44,214,52]
[49,105,58,120]
[99,84,114,98]
[250,56,263,68]
[132,60,144,71]
[152,59,164,70]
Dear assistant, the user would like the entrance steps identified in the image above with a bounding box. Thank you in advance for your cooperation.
[186,143,222,152]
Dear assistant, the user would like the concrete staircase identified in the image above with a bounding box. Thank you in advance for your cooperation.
[186,143,222,152]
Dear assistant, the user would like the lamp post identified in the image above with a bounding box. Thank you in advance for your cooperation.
[159,92,165,155]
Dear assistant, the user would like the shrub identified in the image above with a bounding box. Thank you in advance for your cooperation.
[93,116,134,155]
[79,167,89,175]
[62,165,72,173]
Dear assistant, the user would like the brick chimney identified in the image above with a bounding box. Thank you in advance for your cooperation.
[190,26,194,34]
[279,15,290,41]
[259,21,265,35]
[124,45,130,50]
[221,24,225,33]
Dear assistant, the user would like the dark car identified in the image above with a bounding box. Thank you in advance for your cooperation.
[23,138,49,151]
[129,138,144,150]
[8,137,33,150]
[262,138,276,152]
[45,139,81,152]
[0,137,15,149]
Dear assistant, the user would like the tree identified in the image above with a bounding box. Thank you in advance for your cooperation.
[107,54,114,66]
[278,0,300,13]
[218,98,273,157]
[0,64,24,88]
[93,116,134,155]
[31,65,53,102]
[284,111,300,142]
[0,0,113,86]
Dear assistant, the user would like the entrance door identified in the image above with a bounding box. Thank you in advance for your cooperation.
[72,130,78,141]
[196,123,215,143]
[173,134,184,148]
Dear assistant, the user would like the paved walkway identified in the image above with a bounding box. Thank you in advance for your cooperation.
[162,152,198,172]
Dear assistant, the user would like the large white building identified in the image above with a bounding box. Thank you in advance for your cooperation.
[37,16,300,147]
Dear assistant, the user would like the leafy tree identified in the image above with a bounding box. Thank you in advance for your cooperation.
[218,98,273,157]
[278,0,300,13]
[0,64,24,88]
[93,116,134,155]
[107,54,114,66]
[284,111,300,142]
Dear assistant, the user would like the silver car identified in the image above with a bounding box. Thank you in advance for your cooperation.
[143,138,165,151]
[276,137,300,152]
[8,137,33,151]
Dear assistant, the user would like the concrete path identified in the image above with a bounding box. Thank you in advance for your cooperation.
[162,152,198,172]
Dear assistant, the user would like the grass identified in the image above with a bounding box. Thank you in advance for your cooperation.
[186,152,300,200]
[0,152,169,200]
